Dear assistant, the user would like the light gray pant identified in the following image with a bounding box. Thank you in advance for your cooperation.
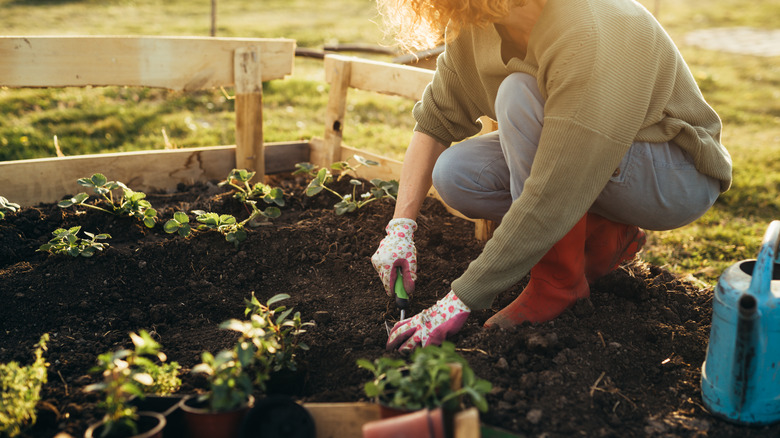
[432,73,721,231]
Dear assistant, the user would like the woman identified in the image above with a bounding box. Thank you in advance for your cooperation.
[370,0,732,352]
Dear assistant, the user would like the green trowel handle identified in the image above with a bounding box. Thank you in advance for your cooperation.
[394,267,409,309]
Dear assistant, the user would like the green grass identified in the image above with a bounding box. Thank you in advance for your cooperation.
[1,0,778,285]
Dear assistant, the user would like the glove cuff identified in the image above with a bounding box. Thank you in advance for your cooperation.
[443,290,471,313]
[386,218,417,236]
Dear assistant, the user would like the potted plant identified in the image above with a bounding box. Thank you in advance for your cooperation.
[181,348,255,438]
[357,342,491,438]
[357,342,492,416]
[130,348,183,438]
[0,334,49,438]
[224,292,314,395]
[84,331,173,438]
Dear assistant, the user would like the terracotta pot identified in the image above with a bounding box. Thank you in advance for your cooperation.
[180,394,254,438]
[378,404,418,419]
[362,407,445,438]
[130,395,186,438]
[239,395,316,438]
[84,411,165,438]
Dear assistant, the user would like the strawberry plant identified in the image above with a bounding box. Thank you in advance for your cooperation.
[218,168,285,207]
[37,226,111,257]
[85,331,178,437]
[294,155,398,215]
[163,211,192,237]
[0,196,20,220]
[57,173,158,228]
[0,334,49,438]
[189,201,280,247]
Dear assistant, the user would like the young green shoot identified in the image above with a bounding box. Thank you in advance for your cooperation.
[294,155,398,215]
[0,196,21,220]
[37,226,111,258]
[190,200,280,247]
[218,169,286,207]
[57,173,158,228]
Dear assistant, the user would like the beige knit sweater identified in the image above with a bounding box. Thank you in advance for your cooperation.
[412,0,733,310]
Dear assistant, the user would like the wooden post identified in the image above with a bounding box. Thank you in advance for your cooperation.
[320,57,352,166]
[211,0,217,36]
[233,46,264,180]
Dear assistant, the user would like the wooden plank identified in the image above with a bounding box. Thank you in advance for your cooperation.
[0,141,310,207]
[324,54,433,101]
[454,408,482,438]
[233,46,265,178]
[316,56,352,167]
[303,402,381,438]
[0,36,294,90]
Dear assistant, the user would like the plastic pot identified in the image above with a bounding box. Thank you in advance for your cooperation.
[362,407,445,438]
[84,411,165,438]
[180,394,254,438]
[239,395,316,438]
[130,395,186,438]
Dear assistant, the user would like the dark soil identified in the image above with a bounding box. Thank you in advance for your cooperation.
[1,174,778,438]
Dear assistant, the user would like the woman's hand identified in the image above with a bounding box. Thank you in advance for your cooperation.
[386,291,471,352]
[371,218,418,296]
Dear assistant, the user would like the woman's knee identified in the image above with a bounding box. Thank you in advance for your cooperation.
[495,73,544,121]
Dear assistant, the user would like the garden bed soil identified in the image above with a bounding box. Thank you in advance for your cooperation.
[1,174,778,438]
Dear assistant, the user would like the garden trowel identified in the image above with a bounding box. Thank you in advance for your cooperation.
[385,267,410,335]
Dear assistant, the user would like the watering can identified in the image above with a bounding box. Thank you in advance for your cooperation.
[701,220,780,425]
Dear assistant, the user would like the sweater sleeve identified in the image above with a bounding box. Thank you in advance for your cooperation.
[412,30,492,146]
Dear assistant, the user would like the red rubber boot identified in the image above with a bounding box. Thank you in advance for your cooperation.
[484,215,589,329]
[584,213,646,283]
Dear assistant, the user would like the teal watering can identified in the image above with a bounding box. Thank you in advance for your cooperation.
[701,220,780,425]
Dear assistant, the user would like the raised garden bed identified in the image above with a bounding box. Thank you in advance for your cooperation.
[2,174,780,438]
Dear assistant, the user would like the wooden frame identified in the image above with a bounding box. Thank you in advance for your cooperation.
[0,35,295,204]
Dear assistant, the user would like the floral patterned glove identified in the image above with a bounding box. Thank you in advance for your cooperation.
[371,218,417,297]
[386,291,471,352]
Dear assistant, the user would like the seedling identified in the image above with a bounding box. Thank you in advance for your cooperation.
[191,349,254,413]
[58,173,158,228]
[357,342,492,413]
[191,200,280,247]
[37,226,111,257]
[163,211,192,237]
[294,155,398,215]
[85,331,179,437]
[0,196,21,220]
[218,168,286,207]
[0,334,49,438]
[221,293,313,390]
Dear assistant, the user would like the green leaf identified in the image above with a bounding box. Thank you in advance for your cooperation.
[354,154,379,166]
[173,211,189,223]
[178,224,191,237]
[164,220,180,233]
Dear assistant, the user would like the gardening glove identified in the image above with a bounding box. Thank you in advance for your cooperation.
[371,218,417,297]
[386,291,471,352]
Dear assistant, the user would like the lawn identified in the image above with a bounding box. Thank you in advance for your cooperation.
[1,0,778,285]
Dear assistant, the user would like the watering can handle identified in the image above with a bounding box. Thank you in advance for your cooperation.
[747,220,780,298]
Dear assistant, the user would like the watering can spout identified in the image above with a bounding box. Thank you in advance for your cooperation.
[733,294,758,410]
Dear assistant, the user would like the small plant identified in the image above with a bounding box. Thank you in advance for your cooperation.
[37,226,111,257]
[0,196,21,220]
[357,342,492,413]
[85,331,179,437]
[0,334,49,438]
[294,155,398,215]
[220,293,313,390]
[190,201,280,247]
[58,173,158,228]
[163,211,192,237]
[191,349,254,413]
[218,168,286,207]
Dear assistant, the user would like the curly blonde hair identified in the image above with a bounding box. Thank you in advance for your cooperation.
[376,0,524,52]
